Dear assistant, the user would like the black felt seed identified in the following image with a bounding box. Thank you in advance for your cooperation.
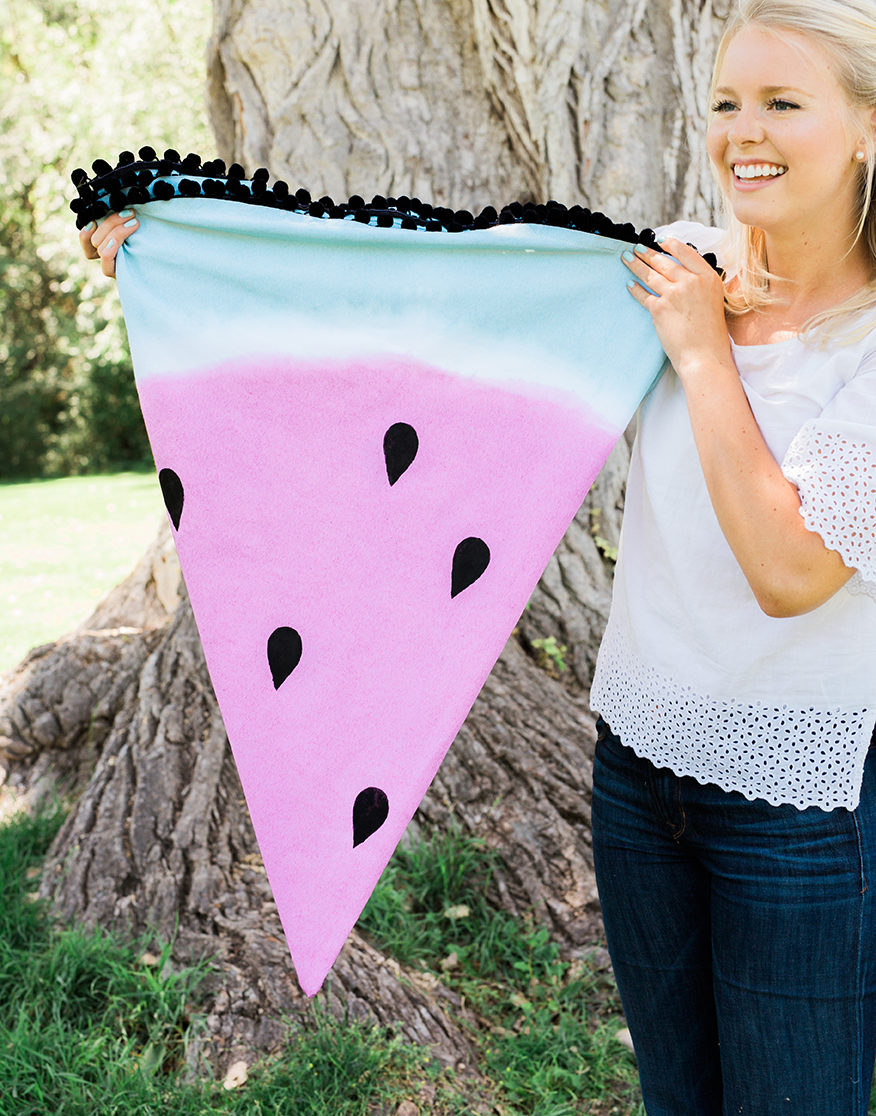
[383,423,419,485]
[267,626,303,689]
[158,469,184,530]
[451,537,490,598]
[353,787,389,848]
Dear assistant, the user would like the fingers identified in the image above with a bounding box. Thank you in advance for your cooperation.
[80,209,140,278]
[622,237,717,299]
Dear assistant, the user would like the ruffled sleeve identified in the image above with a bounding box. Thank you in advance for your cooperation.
[781,353,876,595]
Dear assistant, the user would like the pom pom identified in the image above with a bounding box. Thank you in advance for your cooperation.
[71,168,88,187]
[203,158,226,177]
[376,213,394,228]
[177,178,201,197]
[400,217,420,230]
[295,187,311,205]
[252,167,269,184]
[138,145,157,161]
[182,152,202,172]
[454,209,473,227]
[353,210,370,223]
[318,194,334,208]
[151,180,175,201]
[117,150,136,166]
[272,180,289,199]
[202,178,224,198]
[108,189,128,212]
[92,158,113,177]
[370,194,387,209]
[163,148,181,163]
[127,186,150,206]
[347,194,364,210]
[228,163,245,179]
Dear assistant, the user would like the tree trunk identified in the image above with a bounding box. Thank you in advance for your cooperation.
[2,0,726,1072]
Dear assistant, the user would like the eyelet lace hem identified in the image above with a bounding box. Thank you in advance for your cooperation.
[591,620,875,812]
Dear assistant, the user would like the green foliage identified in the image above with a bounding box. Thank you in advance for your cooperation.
[531,635,568,673]
[0,0,211,478]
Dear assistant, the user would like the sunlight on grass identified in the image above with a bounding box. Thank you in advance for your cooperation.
[0,472,165,673]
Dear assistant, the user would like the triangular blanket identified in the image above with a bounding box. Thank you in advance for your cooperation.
[72,152,668,995]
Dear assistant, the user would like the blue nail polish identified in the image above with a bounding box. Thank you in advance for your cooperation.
[124,218,138,227]
[656,236,667,244]
[622,250,634,262]
[105,238,116,251]
[634,243,648,254]
[119,209,134,218]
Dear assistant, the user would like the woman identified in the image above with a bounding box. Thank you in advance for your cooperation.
[589,1,876,1112]
[83,1,876,1109]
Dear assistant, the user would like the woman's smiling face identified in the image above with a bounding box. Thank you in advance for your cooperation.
[707,24,869,244]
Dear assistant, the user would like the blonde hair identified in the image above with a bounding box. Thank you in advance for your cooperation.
[712,0,876,340]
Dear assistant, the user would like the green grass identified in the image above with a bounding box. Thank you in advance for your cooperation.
[0,807,448,1116]
[0,471,166,673]
[9,802,871,1114]
[0,807,641,1116]
[359,826,643,1115]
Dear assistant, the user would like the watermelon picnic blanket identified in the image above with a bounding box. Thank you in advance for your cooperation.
[71,149,674,995]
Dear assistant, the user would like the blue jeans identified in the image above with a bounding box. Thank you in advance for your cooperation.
[591,718,876,1115]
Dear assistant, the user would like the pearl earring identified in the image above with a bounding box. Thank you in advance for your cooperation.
[856,150,867,162]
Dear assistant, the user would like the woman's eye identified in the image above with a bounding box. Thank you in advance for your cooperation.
[767,98,799,111]
[710,100,736,113]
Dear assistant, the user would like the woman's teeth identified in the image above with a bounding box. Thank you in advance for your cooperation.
[733,163,787,179]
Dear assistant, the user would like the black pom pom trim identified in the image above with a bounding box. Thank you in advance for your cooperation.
[67,147,720,273]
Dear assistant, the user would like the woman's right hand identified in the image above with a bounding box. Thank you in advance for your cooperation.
[79,209,139,278]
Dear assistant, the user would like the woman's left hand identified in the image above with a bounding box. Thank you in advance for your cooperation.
[623,237,731,378]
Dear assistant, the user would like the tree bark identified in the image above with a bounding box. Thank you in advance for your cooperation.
[2,0,726,1073]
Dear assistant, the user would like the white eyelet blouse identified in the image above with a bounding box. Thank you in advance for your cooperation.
[590,221,876,811]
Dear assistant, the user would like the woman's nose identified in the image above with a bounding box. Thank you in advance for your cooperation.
[727,105,765,146]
